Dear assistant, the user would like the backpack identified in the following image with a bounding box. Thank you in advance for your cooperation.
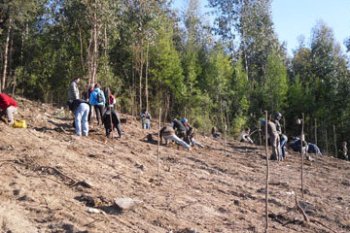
[97,92,103,103]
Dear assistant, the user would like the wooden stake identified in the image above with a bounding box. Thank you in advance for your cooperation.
[265,111,269,233]
[333,125,337,158]
[325,123,329,155]
[157,108,161,178]
[301,113,304,198]
[314,118,317,145]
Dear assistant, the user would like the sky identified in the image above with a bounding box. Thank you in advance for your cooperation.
[172,0,350,55]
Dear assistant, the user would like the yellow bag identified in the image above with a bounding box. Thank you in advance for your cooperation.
[12,120,27,128]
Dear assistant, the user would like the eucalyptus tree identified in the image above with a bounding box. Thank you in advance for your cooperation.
[0,0,45,92]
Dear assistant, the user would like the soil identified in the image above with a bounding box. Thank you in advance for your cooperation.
[0,97,349,233]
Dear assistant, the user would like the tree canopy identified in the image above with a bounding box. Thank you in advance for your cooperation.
[1,0,349,157]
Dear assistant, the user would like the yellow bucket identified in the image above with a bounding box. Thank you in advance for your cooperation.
[12,120,27,128]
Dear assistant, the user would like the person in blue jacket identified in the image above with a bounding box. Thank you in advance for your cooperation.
[89,83,106,125]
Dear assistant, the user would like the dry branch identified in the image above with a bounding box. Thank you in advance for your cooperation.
[294,195,309,222]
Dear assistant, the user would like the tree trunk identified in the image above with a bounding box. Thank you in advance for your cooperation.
[92,11,98,84]
[314,118,317,145]
[145,42,149,112]
[2,17,12,92]
[139,39,144,114]
[241,0,249,81]
[87,29,94,85]
[9,29,14,93]
[324,123,329,155]
[78,24,85,72]
[104,23,108,57]
[333,125,337,158]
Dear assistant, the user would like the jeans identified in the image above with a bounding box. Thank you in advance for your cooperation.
[270,134,282,161]
[6,106,17,124]
[94,105,104,125]
[280,134,288,158]
[190,138,204,148]
[143,119,151,129]
[75,103,89,136]
[163,134,190,149]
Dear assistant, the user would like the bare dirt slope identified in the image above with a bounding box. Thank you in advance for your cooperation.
[0,97,349,233]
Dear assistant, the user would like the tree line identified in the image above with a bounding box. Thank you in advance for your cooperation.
[1,0,350,157]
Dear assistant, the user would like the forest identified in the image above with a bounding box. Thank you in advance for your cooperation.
[1,0,350,157]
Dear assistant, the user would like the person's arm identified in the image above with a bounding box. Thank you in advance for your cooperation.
[73,82,79,99]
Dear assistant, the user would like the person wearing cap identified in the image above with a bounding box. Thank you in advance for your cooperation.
[267,115,282,161]
[274,112,288,159]
[160,125,191,150]
[0,93,18,125]
[172,118,187,139]
[179,118,204,148]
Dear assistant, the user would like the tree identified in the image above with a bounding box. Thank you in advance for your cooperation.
[262,50,288,112]
[0,0,44,92]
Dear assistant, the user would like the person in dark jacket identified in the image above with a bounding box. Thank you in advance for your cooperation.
[102,108,122,138]
[274,112,288,159]
[307,143,322,156]
[67,99,90,136]
[172,118,187,139]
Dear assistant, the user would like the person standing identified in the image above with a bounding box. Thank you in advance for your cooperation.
[68,99,90,136]
[89,83,105,125]
[141,110,152,129]
[274,112,288,159]
[68,77,80,101]
[0,93,18,125]
[267,116,282,161]
[342,141,348,161]
[102,108,122,138]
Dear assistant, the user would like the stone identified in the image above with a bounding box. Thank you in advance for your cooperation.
[114,197,142,210]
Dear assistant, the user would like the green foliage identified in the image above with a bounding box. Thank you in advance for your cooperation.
[1,0,350,157]
[262,50,288,112]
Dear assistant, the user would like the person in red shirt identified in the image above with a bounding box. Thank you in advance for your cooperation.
[0,93,18,125]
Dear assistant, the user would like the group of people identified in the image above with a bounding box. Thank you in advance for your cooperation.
[1,77,348,160]
[159,118,204,150]
[67,77,122,138]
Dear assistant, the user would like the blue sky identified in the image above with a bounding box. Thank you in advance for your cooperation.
[172,0,350,54]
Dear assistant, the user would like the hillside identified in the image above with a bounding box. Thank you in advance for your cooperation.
[0,97,349,233]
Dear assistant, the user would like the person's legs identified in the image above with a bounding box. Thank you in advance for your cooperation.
[75,106,83,136]
[113,111,122,137]
[94,105,100,124]
[270,135,279,160]
[88,104,92,123]
[168,134,190,150]
[145,119,151,129]
[81,103,89,136]
[191,138,204,148]
[6,106,17,124]
[280,134,288,159]
[98,105,104,125]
